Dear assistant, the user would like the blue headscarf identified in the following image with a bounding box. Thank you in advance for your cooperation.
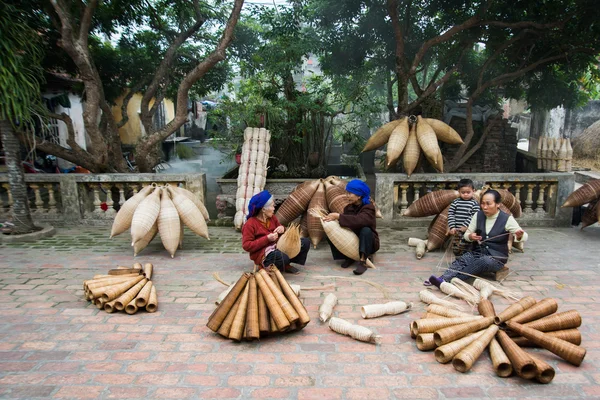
[246,190,273,220]
[345,179,370,205]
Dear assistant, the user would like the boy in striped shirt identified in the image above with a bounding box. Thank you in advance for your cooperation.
[448,179,480,256]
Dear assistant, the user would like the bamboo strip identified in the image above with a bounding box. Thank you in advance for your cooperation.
[494,296,537,324]
[134,281,153,308]
[511,329,581,347]
[255,272,290,331]
[206,273,249,332]
[245,276,260,340]
[434,331,485,364]
[146,285,158,313]
[489,337,512,378]
[271,267,310,325]
[453,325,499,373]
[258,269,299,324]
[229,283,250,341]
[505,321,586,366]
[416,333,436,351]
[434,317,494,346]
[496,330,537,379]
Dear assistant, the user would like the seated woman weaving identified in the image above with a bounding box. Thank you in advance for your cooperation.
[323,180,379,276]
[242,190,310,274]
[427,189,527,287]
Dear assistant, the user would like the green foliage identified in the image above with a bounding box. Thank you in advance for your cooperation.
[0,3,44,123]
[175,143,195,159]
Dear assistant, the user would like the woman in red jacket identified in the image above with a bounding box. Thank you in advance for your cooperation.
[323,180,379,275]
[241,190,310,274]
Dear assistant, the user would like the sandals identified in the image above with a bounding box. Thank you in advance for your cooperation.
[284,265,300,275]
[353,261,368,275]
[341,259,356,269]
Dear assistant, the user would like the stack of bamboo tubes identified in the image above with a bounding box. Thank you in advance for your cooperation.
[410,295,586,384]
[83,263,158,314]
[207,266,310,340]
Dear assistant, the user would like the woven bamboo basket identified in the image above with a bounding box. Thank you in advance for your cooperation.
[562,179,600,208]
[477,299,496,318]
[552,138,560,171]
[329,317,381,344]
[275,180,320,225]
[361,301,411,319]
[494,296,537,324]
[218,292,243,337]
[323,180,351,214]
[412,316,483,336]
[511,328,581,347]
[422,312,447,319]
[362,118,404,152]
[419,290,464,311]
[258,290,270,334]
[386,118,410,167]
[404,190,459,217]
[276,223,301,259]
[540,136,547,170]
[133,222,158,256]
[307,181,327,247]
[206,273,249,332]
[258,269,299,324]
[495,189,522,218]
[426,205,450,251]
[85,275,140,292]
[416,116,441,167]
[566,138,573,171]
[522,310,582,332]
[167,187,209,239]
[146,285,158,312]
[581,199,599,229]
[157,188,181,258]
[557,138,568,172]
[254,271,290,331]
[509,298,558,325]
[319,293,337,322]
[130,187,161,244]
[529,354,555,384]
[403,122,420,176]
[450,278,480,303]
[506,320,586,366]
[229,283,250,341]
[244,276,260,340]
[134,281,153,308]
[311,209,376,269]
[113,278,148,311]
[416,333,436,351]
[169,185,210,221]
[271,267,310,325]
[110,185,154,238]
[434,316,494,346]
[423,118,464,145]
[425,305,474,318]
[415,240,426,259]
[100,275,145,302]
[489,337,512,377]
[440,281,478,304]
[434,331,485,364]
[453,325,499,373]
[299,212,309,238]
[536,137,543,169]
[496,330,537,379]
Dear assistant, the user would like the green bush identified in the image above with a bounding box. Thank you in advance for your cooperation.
[176,144,195,160]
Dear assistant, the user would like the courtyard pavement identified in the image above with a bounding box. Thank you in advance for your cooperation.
[0,224,599,399]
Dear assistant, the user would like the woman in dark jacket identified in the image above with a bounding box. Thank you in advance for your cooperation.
[323,180,379,275]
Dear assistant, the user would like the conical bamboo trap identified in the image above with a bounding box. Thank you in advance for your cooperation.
[361,116,463,176]
[110,183,210,257]
[83,263,158,314]
[207,266,310,341]
[536,136,573,172]
[410,292,586,383]
[561,178,600,229]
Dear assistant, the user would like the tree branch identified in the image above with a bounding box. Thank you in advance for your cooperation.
[79,0,98,46]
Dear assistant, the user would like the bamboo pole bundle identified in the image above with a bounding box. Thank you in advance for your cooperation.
[434,317,494,346]
[207,273,250,332]
[319,293,337,322]
[489,337,512,377]
[508,298,558,325]
[434,331,485,364]
[134,281,153,308]
[229,284,250,341]
[496,331,537,379]
[361,301,412,319]
[453,325,499,373]
[416,333,436,351]
[257,269,299,324]
[271,267,310,325]
[494,296,537,324]
[217,294,243,338]
[329,317,381,344]
[113,278,148,311]
[505,321,586,366]
[511,329,581,347]
[255,272,289,331]
[100,275,145,302]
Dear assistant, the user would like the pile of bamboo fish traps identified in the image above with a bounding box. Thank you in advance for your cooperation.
[413,283,586,384]
[110,183,210,257]
[83,263,158,314]
[537,136,573,172]
[361,115,464,176]
[404,186,522,256]
[319,292,411,344]
[561,179,600,230]
[275,176,382,249]
[207,266,310,341]
[234,127,271,230]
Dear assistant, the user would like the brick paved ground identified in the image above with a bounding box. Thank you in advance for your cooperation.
[0,225,599,399]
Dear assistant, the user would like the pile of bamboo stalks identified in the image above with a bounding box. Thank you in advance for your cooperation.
[410,295,585,384]
[83,263,157,314]
[207,266,310,341]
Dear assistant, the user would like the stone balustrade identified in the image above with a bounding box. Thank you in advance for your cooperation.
[0,173,206,226]
[375,173,574,227]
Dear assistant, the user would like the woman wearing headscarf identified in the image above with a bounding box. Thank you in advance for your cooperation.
[323,180,379,275]
[242,190,310,274]
[426,189,527,286]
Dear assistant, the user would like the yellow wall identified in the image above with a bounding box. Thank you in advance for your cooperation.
[111,92,176,145]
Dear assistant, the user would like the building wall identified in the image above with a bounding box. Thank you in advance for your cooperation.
[111,93,175,145]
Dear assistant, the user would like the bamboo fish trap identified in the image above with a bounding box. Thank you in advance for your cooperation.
[83,263,158,314]
[276,223,302,259]
[207,266,310,341]
[329,317,381,344]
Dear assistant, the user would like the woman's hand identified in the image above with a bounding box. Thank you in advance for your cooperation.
[449,228,457,235]
[514,229,525,241]
[267,232,279,242]
[323,213,340,222]
[469,232,482,241]
[274,226,285,234]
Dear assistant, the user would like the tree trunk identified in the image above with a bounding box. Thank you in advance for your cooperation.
[0,119,38,234]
